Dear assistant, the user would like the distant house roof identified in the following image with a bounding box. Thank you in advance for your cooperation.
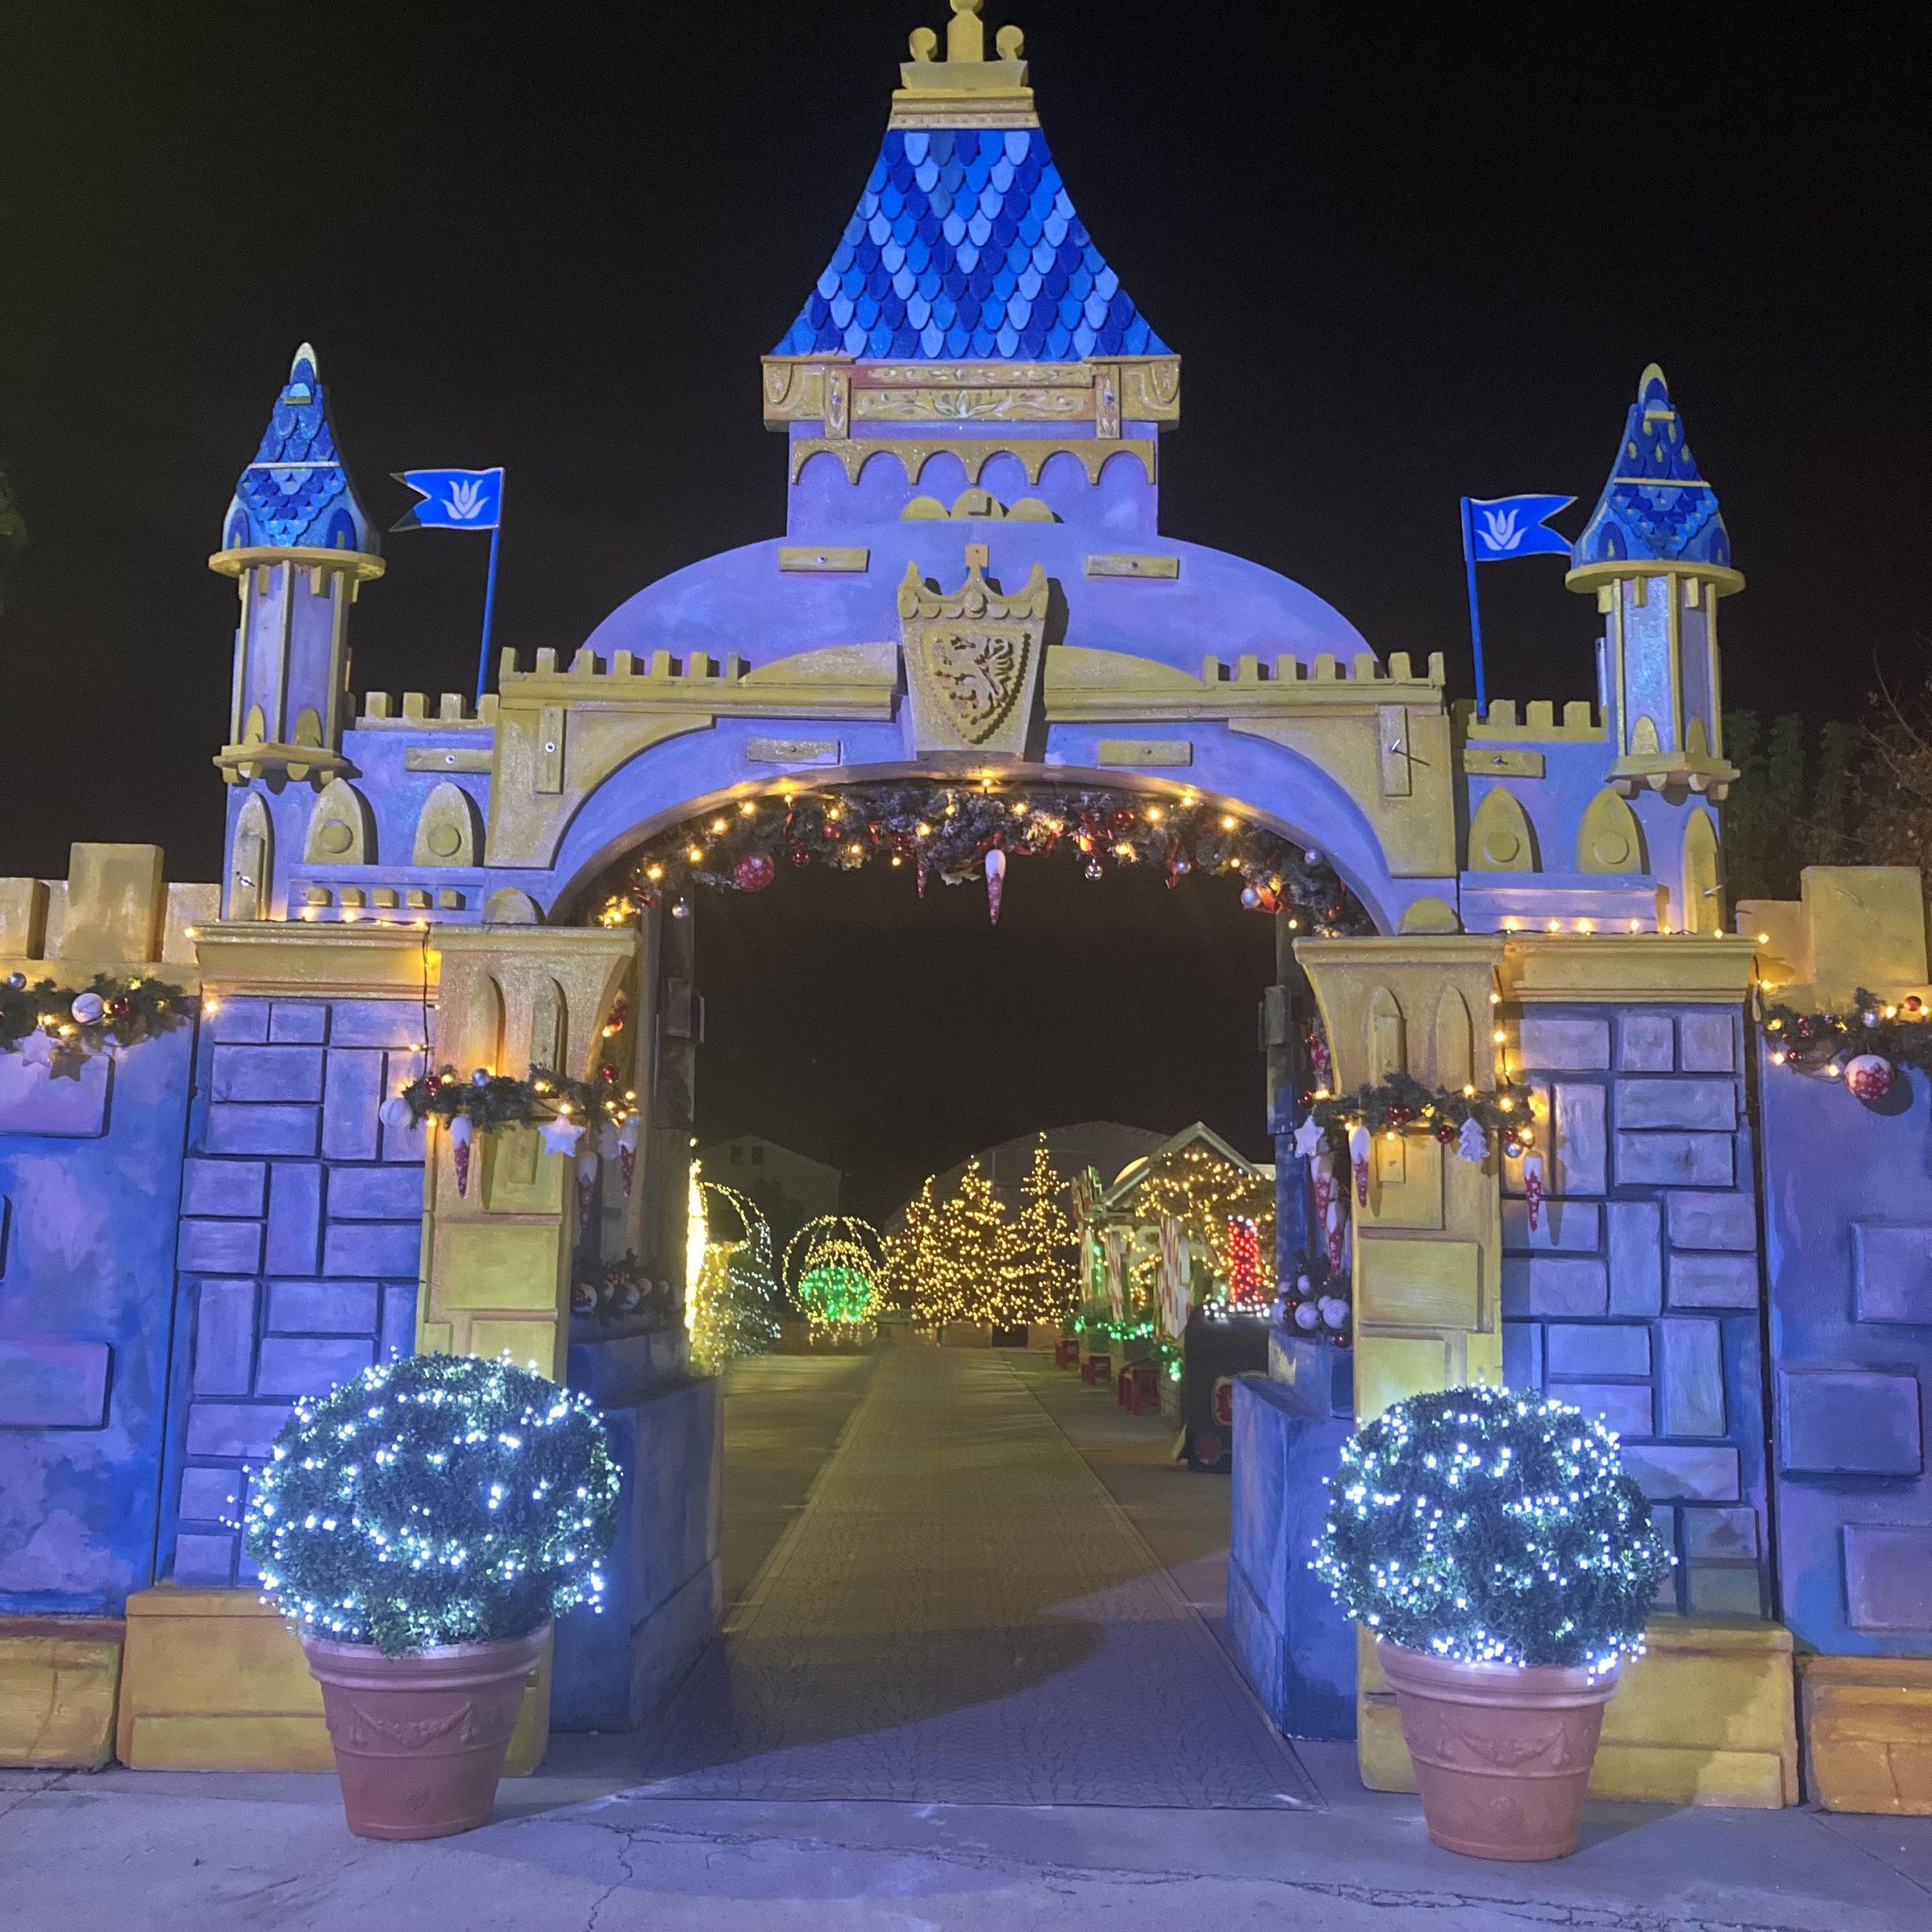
[771,124,1168,364]
[1101,1122,1272,1211]
[697,1133,842,1183]
[220,343,376,555]
[1572,364,1731,571]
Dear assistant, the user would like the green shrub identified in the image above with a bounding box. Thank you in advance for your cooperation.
[1313,1384,1672,1672]
[245,1353,620,1656]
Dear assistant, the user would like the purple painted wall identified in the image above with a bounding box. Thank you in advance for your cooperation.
[1760,1054,1932,1656]
[0,1026,197,1615]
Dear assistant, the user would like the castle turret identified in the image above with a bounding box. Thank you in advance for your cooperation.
[211,344,382,795]
[758,1,1179,539]
[1567,364,1740,804]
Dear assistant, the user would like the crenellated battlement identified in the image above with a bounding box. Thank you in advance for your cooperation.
[1206,651,1445,689]
[1456,697,1604,741]
[500,647,751,684]
[349,692,500,728]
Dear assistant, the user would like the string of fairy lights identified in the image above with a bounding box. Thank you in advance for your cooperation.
[1312,1384,1673,1673]
[244,1354,621,1657]
[601,780,1369,931]
[784,1216,888,1337]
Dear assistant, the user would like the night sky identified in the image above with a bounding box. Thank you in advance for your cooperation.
[3,3,1926,1197]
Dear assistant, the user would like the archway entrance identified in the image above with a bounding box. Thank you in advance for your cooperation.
[520,772,1361,1801]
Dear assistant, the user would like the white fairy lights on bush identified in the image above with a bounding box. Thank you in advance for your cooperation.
[244,1354,621,1657]
[1312,1384,1672,1674]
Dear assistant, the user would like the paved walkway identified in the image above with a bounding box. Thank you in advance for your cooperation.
[629,1345,1312,1807]
[5,1344,1930,1931]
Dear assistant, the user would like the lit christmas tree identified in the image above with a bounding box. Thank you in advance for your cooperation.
[1013,1134,1078,1322]
[896,1157,1025,1326]
[881,1174,939,1314]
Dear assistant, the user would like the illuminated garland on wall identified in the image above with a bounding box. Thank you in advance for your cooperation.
[614,781,1371,932]
[0,971,192,1075]
[387,1065,640,1198]
[1761,986,1931,1101]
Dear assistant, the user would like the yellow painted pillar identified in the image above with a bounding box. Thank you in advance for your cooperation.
[1296,935,1508,1423]
[414,925,637,1378]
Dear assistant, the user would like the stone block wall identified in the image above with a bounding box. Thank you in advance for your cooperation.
[160,995,428,1585]
[0,1029,198,1615]
[1758,1056,1932,1660]
[1501,1001,1770,1619]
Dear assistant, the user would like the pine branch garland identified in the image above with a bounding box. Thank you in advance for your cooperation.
[619,780,1371,930]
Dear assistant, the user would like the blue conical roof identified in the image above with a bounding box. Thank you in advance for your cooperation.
[1572,365,1730,569]
[772,125,1168,363]
[220,344,377,554]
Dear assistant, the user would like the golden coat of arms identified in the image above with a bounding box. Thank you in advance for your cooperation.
[898,550,1049,755]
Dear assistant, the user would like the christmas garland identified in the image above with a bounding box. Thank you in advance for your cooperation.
[1299,1072,1534,1151]
[0,971,192,1074]
[1761,986,1931,1100]
[391,1064,631,1134]
[620,780,1371,932]
[387,1065,640,1198]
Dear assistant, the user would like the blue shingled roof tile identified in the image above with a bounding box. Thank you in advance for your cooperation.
[1573,366,1732,569]
[773,125,1167,361]
[221,345,375,555]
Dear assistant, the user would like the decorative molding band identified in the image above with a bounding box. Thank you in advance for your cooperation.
[789,436,1157,485]
[1096,738,1192,767]
[761,356,1180,428]
[1084,554,1179,580]
[778,546,870,573]
[1499,933,1758,1004]
[193,921,438,998]
[405,746,494,774]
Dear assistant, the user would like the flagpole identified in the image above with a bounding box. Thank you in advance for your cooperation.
[474,481,503,709]
[1459,495,1488,714]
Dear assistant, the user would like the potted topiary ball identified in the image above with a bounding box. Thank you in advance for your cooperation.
[245,1353,620,1841]
[1314,1384,1672,1861]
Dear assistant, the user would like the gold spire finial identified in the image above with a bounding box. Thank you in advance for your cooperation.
[895,2,1035,129]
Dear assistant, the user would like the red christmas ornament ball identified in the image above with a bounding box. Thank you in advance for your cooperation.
[109,996,132,1022]
[789,848,813,866]
[734,853,777,892]
[1434,1120,1457,1144]
[1845,1053,1895,1102]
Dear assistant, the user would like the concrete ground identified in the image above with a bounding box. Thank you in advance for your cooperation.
[4,1343,1928,1931]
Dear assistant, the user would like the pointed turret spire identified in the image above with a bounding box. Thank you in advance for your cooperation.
[770,3,1168,363]
[1571,364,1730,570]
[220,343,377,555]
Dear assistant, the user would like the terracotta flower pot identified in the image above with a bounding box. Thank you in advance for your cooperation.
[302,1626,546,1841]
[1377,1639,1621,1861]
